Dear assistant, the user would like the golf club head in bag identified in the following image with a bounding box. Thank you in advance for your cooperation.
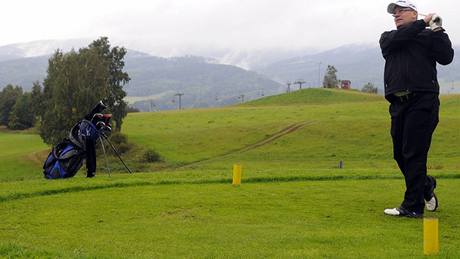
[85,100,107,121]
[92,113,113,135]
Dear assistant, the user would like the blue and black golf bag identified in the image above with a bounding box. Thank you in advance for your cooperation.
[43,101,112,179]
[42,139,85,179]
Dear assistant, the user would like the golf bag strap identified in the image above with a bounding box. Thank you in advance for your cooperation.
[69,122,84,149]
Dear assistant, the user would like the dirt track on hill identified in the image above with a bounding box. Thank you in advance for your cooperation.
[181,120,314,168]
[237,121,313,153]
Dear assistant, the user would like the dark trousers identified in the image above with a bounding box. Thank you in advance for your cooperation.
[85,138,97,174]
[389,92,439,213]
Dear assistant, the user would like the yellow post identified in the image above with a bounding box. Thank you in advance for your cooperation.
[232,164,242,186]
[424,217,439,255]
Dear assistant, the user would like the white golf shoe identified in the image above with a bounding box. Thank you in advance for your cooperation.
[425,193,438,212]
[384,207,423,218]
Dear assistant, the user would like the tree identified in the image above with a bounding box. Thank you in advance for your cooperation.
[40,37,130,145]
[30,81,45,118]
[8,93,35,130]
[0,85,23,126]
[86,37,130,131]
[322,65,339,88]
[361,82,378,94]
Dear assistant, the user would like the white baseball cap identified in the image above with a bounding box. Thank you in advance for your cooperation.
[387,0,417,14]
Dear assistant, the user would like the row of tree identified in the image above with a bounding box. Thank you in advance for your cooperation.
[0,37,131,145]
[0,83,42,130]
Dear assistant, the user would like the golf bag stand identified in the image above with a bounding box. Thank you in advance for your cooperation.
[99,137,112,177]
[101,133,133,174]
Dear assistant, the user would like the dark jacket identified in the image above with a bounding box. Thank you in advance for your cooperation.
[380,19,454,98]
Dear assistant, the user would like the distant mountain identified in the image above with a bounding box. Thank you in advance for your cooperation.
[257,44,460,94]
[0,49,153,90]
[0,56,48,87]
[1,40,459,111]
[208,48,320,70]
[0,39,318,69]
[0,49,283,110]
[124,55,282,110]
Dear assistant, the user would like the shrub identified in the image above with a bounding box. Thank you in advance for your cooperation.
[106,132,132,153]
[109,132,128,145]
[361,82,378,94]
[116,143,133,154]
[143,149,162,162]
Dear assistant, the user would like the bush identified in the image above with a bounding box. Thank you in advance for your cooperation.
[109,132,128,145]
[143,149,162,162]
[106,132,132,153]
[126,106,140,113]
[116,143,133,154]
[361,82,378,94]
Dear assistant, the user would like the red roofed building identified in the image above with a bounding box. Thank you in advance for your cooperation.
[341,80,351,89]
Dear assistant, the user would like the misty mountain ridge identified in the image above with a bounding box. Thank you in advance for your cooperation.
[0,41,283,110]
[257,43,460,94]
[0,39,94,62]
[0,39,319,70]
[1,40,459,111]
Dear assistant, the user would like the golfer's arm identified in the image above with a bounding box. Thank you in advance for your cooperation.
[431,31,454,65]
[380,20,426,54]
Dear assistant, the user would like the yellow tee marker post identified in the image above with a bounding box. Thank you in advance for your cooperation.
[424,217,439,255]
[232,164,242,186]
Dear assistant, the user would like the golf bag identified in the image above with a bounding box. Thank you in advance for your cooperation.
[43,140,85,179]
[43,101,112,179]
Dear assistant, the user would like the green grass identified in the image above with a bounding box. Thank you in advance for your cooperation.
[122,89,459,173]
[1,89,459,257]
[0,131,48,181]
[243,88,382,106]
[1,175,460,258]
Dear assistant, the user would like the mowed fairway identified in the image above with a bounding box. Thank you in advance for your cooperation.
[1,89,459,258]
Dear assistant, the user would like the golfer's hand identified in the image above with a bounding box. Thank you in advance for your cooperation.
[423,13,435,25]
[430,15,443,31]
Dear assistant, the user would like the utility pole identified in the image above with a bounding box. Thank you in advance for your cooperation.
[294,79,306,90]
[238,94,245,103]
[174,93,184,110]
[149,100,157,112]
[286,81,292,93]
[318,62,322,87]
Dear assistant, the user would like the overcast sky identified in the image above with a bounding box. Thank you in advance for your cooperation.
[1,0,459,56]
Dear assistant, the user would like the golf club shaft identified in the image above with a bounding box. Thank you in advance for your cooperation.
[102,134,133,174]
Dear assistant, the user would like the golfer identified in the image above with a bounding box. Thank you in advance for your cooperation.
[380,0,454,217]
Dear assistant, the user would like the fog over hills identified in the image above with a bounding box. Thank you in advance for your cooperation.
[0,39,93,62]
[1,40,459,111]
[0,39,318,69]
[0,40,284,110]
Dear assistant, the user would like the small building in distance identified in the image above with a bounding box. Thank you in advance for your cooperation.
[341,80,351,89]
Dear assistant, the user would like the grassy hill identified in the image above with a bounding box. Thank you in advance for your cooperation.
[1,89,459,257]
[243,88,382,106]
